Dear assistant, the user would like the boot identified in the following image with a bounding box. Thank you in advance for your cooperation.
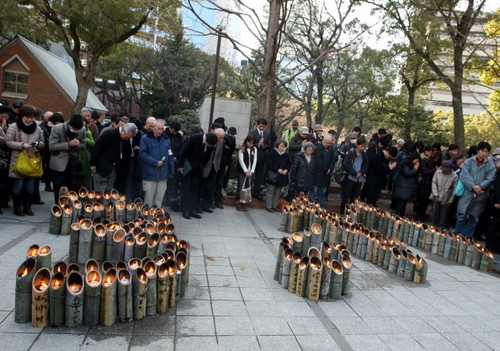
[23,195,34,216]
[237,203,248,212]
[12,194,25,217]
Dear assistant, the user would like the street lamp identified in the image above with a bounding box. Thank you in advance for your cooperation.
[208,24,225,130]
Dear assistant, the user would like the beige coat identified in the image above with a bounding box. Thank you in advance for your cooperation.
[430,169,458,204]
[5,122,44,179]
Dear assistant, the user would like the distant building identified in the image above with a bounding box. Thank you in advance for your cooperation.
[0,35,106,117]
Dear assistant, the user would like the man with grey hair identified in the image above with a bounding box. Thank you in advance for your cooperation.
[81,107,99,141]
[90,122,138,193]
[144,117,156,132]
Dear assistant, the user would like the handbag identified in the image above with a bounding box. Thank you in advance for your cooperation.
[265,170,279,184]
[334,169,347,184]
[14,150,43,177]
[454,179,464,197]
[239,177,252,204]
[0,149,10,170]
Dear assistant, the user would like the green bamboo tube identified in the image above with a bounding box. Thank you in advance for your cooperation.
[274,238,291,281]
[15,257,37,323]
[412,224,421,247]
[100,268,117,326]
[71,199,82,224]
[382,244,392,270]
[65,271,84,327]
[123,234,135,262]
[77,219,93,265]
[319,258,331,300]
[157,233,170,254]
[397,249,407,277]
[307,247,321,260]
[281,248,293,289]
[302,228,311,257]
[117,270,133,323]
[456,237,467,264]
[443,233,453,259]
[114,200,125,223]
[67,222,79,263]
[167,260,178,308]
[105,202,114,223]
[324,220,332,243]
[377,243,386,267]
[134,232,148,259]
[66,263,80,275]
[109,228,126,264]
[306,256,322,301]
[32,268,51,327]
[295,257,309,297]
[132,267,147,320]
[450,234,460,262]
[26,244,39,259]
[464,241,474,267]
[341,255,351,295]
[92,202,103,220]
[480,249,494,271]
[178,240,190,284]
[321,241,332,262]
[146,233,160,258]
[49,205,63,234]
[157,262,169,314]
[303,208,311,230]
[360,233,368,259]
[36,245,52,271]
[49,272,65,327]
[347,228,356,254]
[471,246,482,269]
[59,204,72,235]
[125,203,136,222]
[404,253,417,281]
[406,222,414,245]
[371,236,381,264]
[83,259,98,276]
[111,189,120,202]
[366,233,374,261]
[116,260,128,271]
[90,223,106,263]
[68,190,78,205]
[288,252,302,294]
[176,251,188,297]
[437,233,446,256]
[330,219,339,244]
[86,190,96,204]
[387,218,394,238]
[78,187,88,204]
[143,261,157,316]
[52,261,67,276]
[430,229,439,254]
[355,231,363,257]
[310,223,322,249]
[58,192,69,207]
[83,203,93,218]
[105,222,119,261]
[83,270,102,326]
[94,191,103,204]
[156,222,166,235]
[388,247,401,274]
[292,232,303,255]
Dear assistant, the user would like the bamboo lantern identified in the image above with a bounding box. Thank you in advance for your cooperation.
[83,270,101,326]
[134,232,148,259]
[116,260,128,271]
[94,191,103,204]
[144,261,157,316]
[109,228,126,264]
[49,205,63,234]
[450,235,460,262]
[431,229,440,254]
[83,203,93,218]
[68,222,80,263]
[102,190,111,207]
[125,203,136,222]
[78,187,88,204]
[341,255,351,295]
[66,263,80,275]
[78,219,93,265]
[329,260,343,299]
[146,233,160,258]
[157,262,169,314]
[65,272,84,327]
[404,253,417,281]
[464,241,475,267]
[310,223,322,249]
[471,245,483,269]
[280,248,293,290]
[442,233,453,259]
[365,233,374,262]
[26,244,39,259]
[15,257,37,323]
[114,200,125,223]
[457,237,468,265]
[295,257,309,297]
[279,210,289,232]
[319,258,331,300]
[32,268,51,327]
[157,234,169,256]
[144,221,155,235]
[321,242,332,262]
[111,189,120,202]
[346,227,356,254]
[34,245,51,271]
[306,256,322,301]
[105,222,119,260]
[87,190,96,204]
[291,232,303,255]
[480,249,494,271]
[302,228,311,257]
[100,268,117,326]
[49,272,65,327]
[92,202,103,220]
[388,247,401,274]
[166,260,178,308]
[52,261,67,275]
[59,194,69,208]
[128,258,142,272]
[105,202,114,223]
[102,260,114,273]
[124,234,136,262]
[274,239,290,282]
[117,270,133,323]
[307,247,321,260]
[91,223,106,263]
[85,259,100,275]
[156,222,166,235]
[397,250,407,277]
[437,232,446,256]
[377,243,386,267]
[413,256,428,284]
[165,223,175,235]
[382,244,392,270]
[60,204,73,235]
[288,252,302,294]
[71,199,82,223]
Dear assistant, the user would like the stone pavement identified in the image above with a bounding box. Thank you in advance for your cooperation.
[0,190,499,351]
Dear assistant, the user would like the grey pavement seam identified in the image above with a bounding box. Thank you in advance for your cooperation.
[0,224,40,256]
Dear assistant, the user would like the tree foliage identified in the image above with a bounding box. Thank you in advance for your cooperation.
[480,8,500,112]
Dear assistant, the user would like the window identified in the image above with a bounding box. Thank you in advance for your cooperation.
[3,71,29,95]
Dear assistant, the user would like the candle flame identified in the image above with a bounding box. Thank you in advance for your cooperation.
[22,268,29,277]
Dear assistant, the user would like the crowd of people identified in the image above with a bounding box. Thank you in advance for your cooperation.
[0,100,499,253]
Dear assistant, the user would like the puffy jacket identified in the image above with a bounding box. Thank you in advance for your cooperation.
[139,131,174,181]
[290,152,315,193]
[266,148,290,186]
[393,164,420,201]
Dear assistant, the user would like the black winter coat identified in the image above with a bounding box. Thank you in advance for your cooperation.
[393,164,420,201]
[290,152,315,192]
[363,151,390,198]
[312,143,338,187]
[266,148,291,186]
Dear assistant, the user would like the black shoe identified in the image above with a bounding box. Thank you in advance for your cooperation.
[32,200,44,205]
[215,204,224,209]
[191,212,202,219]
[182,212,191,220]
[203,208,213,213]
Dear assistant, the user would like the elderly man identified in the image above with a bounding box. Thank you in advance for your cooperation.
[90,123,138,193]
[81,107,99,141]
[288,126,310,163]
[144,117,156,132]
[310,133,338,206]
[249,118,272,200]
[139,119,174,208]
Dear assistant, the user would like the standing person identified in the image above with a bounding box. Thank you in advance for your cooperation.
[289,142,316,199]
[455,142,496,238]
[236,134,258,211]
[139,119,174,208]
[164,121,183,207]
[310,124,324,145]
[249,118,272,200]
[430,160,458,228]
[265,139,290,212]
[90,123,138,193]
[214,128,236,209]
[446,152,467,228]
[200,127,225,213]
[48,114,87,204]
[339,136,368,215]
[5,105,44,216]
[362,146,398,206]
[288,126,310,163]
[443,143,460,161]
[485,148,500,253]
[310,134,337,207]
[81,107,99,141]
[282,119,298,145]
[392,153,421,217]
[0,104,12,213]
[414,149,442,222]
[177,131,218,219]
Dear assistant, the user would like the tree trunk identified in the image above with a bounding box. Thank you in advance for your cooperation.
[405,87,417,140]
[451,86,465,150]
[316,64,324,125]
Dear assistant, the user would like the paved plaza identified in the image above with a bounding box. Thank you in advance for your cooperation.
[0,190,499,351]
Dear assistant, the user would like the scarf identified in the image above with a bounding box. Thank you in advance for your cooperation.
[16,119,37,134]
[305,154,311,164]
[276,148,285,156]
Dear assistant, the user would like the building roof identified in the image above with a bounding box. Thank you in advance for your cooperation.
[15,35,107,112]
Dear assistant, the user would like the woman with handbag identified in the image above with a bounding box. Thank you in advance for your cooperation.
[236,134,257,211]
[265,139,290,212]
[5,105,44,216]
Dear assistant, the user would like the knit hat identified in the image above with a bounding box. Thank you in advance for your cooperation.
[314,124,323,131]
[492,148,500,156]
[299,126,309,134]
[228,127,237,136]
[441,160,453,172]
[68,114,84,129]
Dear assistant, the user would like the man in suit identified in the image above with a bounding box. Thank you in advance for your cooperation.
[90,123,138,193]
[248,117,272,200]
[48,114,87,204]
[177,131,218,220]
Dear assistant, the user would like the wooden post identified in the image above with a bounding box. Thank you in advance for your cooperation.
[100,268,117,326]
[32,268,51,327]
[117,269,133,323]
[83,270,101,326]
[15,257,37,323]
[133,267,147,320]
[49,272,65,327]
[77,219,93,265]
[65,272,84,327]
[37,245,52,271]
[49,205,63,234]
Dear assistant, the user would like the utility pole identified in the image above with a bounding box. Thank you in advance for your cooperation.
[208,25,225,130]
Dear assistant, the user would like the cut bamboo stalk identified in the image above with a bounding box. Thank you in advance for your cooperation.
[15,257,37,323]
[71,199,82,223]
[125,203,136,222]
[78,219,93,265]
[102,260,114,273]
[124,234,135,262]
[397,250,407,277]
[438,233,446,256]
[132,267,147,320]
[116,260,128,271]
[319,258,331,300]
[288,252,302,294]
[310,223,322,250]
[471,245,482,269]
[178,240,190,284]
[295,257,309,297]
[105,202,114,223]
[117,270,133,323]
[85,259,99,275]
[36,245,52,271]
[91,223,106,263]
[65,272,84,327]
[281,248,293,289]
[144,261,157,316]
[100,268,117,326]
[26,244,39,259]
[404,253,417,281]
[87,190,96,204]
[307,247,321,260]
[60,204,72,235]
[382,244,392,270]
[49,205,63,234]
[302,228,311,257]
[78,187,88,204]
[66,263,80,275]
[68,222,80,263]
[443,233,453,259]
[292,232,303,255]
[321,242,332,262]
[306,256,322,301]
[105,222,120,261]
[167,259,178,308]
[32,268,51,328]
[388,247,401,274]
[146,233,160,258]
[134,232,148,259]
[83,203,93,218]
[109,228,126,264]
[457,237,467,264]
[480,249,494,271]
[413,256,428,284]
[341,256,351,295]
[52,261,67,275]
[92,202,103,220]
[464,241,474,267]
[450,235,460,262]
[274,240,288,282]
[157,262,169,314]
[83,270,101,326]
[49,272,65,327]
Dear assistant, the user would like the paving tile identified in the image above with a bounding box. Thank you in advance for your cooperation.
[188,274,209,287]
[176,316,215,336]
[411,333,460,351]
[80,335,131,351]
[212,300,248,316]
[251,316,293,335]
[215,316,255,335]
[182,285,210,300]
[378,333,425,351]
[131,315,175,335]
[318,300,358,317]
[175,299,212,316]
[277,301,316,317]
[441,332,493,351]
[257,335,301,351]
[332,315,375,335]
[391,316,434,334]
[88,320,135,335]
[129,335,175,351]
[295,335,342,351]
[362,316,406,334]
[236,275,268,288]
[240,287,274,301]
[210,286,242,300]
[175,336,218,351]
[0,331,38,350]
[449,316,495,333]
[206,265,234,276]
[217,335,260,351]
[421,316,465,333]
[30,333,86,350]
[208,275,238,288]
[285,316,329,335]
[471,331,500,350]
[0,312,43,333]
[245,300,281,317]
[344,334,390,351]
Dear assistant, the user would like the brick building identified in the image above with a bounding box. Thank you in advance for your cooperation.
[0,35,106,117]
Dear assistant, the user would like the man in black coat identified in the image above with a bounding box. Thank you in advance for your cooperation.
[310,134,337,207]
[177,132,218,220]
[164,121,183,207]
[486,149,500,253]
[90,123,138,193]
[248,118,272,200]
[362,146,398,206]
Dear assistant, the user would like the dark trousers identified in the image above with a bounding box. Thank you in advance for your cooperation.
[486,208,500,253]
[165,172,181,205]
[393,197,409,217]
[51,163,76,204]
[180,170,201,215]
[214,168,226,206]
[200,169,216,210]
[414,192,431,222]
[340,178,362,214]
[252,159,266,198]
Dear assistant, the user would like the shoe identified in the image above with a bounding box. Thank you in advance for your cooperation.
[191,212,202,219]
[182,212,191,220]
[215,204,224,209]
[265,207,274,213]
[32,200,44,205]
[12,194,25,217]
[203,208,213,213]
[23,195,34,216]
